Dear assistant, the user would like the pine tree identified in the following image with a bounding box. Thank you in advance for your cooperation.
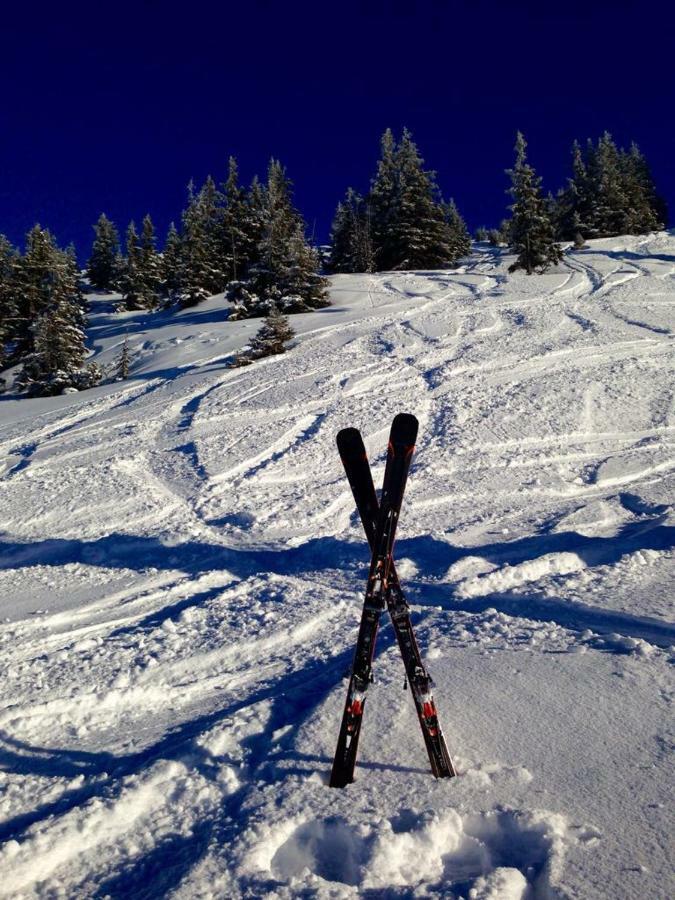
[115,333,130,380]
[621,143,666,233]
[558,135,667,240]
[220,157,255,281]
[506,132,562,274]
[368,128,466,270]
[17,231,100,395]
[0,235,20,368]
[19,296,100,396]
[138,214,161,308]
[117,221,144,309]
[161,221,182,297]
[474,227,489,242]
[443,198,471,260]
[178,177,227,307]
[232,303,295,365]
[592,132,629,237]
[329,188,374,273]
[14,225,64,355]
[389,129,456,269]
[562,140,596,239]
[87,213,121,290]
[369,128,399,269]
[228,160,327,317]
[241,175,267,272]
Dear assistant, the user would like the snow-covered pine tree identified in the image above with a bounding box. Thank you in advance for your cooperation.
[387,128,457,269]
[443,198,471,261]
[219,157,255,281]
[13,225,65,355]
[620,143,666,233]
[559,135,667,240]
[329,194,355,273]
[228,160,327,318]
[178,176,227,307]
[160,222,182,298]
[280,223,329,309]
[138,214,161,308]
[506,132,562,274]
[87,213,121,290]
[591,132,629,237]
[115,333,130,380]
[368,128,465,270]
[117,221,145,310]
[0,235,20,368]
[369,128,398,269]
[329,188,374,273]
[556,140,595,241]
[232,302,295,365]
[474,226,489,242]
[241,175,266,272]
[18,235,100,395]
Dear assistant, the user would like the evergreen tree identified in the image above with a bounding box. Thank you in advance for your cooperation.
[367,128,466,270]
[178,176,227,307]
[369,128,398,268]
[138,214,161,308]
[228,160,327,317]
[115,333,130,380]
[17,229,100,395]
[161,221,182,297]
[0,236,20,367]
[241,175,267,272]
[474,226,489,242]
[561,141,596,239]
[232,303,295,365]
[14,225,64,354]
[219,157,255,281]
[19,295,100,396]
[329,188,374,273]
[558,134,666,240]
[443,198,471,260]
[621,143,666,233]
[388,129,456,269]
[117,221,144,309]
[506,132,562,274]
[87,213,121,290]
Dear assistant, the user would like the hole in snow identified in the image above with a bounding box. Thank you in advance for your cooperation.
[270,817,366,885]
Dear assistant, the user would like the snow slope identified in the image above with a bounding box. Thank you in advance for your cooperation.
[0,235,673,899]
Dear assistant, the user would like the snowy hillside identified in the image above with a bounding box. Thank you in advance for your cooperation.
[0,235,673,898]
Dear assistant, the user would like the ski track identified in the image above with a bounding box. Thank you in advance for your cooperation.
[0,237,674,898]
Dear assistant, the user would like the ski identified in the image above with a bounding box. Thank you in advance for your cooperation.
[336,425,456,779]
[329,413,418,788]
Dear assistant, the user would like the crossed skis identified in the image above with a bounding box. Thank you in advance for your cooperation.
[330,413,456,788]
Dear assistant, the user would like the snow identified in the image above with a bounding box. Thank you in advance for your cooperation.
[0,235,674,898]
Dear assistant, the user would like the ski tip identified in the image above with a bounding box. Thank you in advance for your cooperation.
[337,427,366,457]
[390,413,419,445]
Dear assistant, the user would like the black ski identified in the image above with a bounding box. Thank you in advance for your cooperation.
[329,413,418,788]
[335,425,456,779]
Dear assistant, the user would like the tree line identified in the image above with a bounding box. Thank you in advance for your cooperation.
[87,158,328,317]
[331,129,666,277]
[0,128,667,395]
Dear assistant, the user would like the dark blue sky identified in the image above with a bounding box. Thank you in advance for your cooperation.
[2,0,673,259]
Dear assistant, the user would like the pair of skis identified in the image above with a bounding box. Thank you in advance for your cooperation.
[330,413,456,788]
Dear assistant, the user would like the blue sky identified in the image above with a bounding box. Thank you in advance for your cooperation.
[2,0,673,257]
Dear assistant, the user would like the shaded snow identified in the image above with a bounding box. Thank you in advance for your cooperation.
[0,236,673,898]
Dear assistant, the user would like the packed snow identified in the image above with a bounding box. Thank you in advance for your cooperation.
[0,235,673,898]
